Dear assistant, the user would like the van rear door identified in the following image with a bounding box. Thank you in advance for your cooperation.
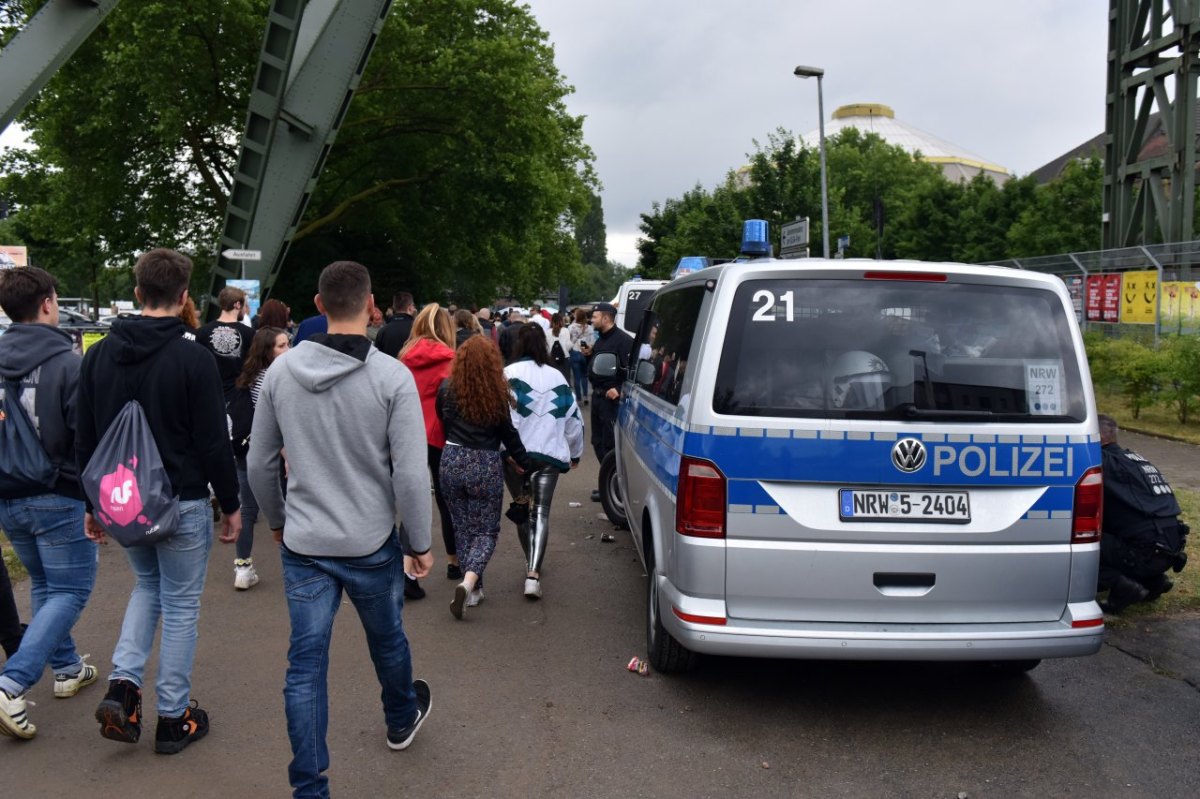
[698,270,1096,624]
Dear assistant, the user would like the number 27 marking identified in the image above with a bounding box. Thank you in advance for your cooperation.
[751,289,794,322]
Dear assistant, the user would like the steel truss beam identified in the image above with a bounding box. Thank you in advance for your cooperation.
[206,0,394,312]
[0,0,121,134]
[1105,0,1200,247]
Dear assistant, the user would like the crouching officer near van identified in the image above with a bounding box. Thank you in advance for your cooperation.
[1097,415,1190,613]
[581,302,632,502]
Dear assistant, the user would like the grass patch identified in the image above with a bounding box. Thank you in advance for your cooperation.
[1114,486,1200,617]
[1,530,27,583]
[1094,388,1200,445]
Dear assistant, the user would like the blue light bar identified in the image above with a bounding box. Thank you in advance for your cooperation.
[672,256,711,278]
[740,219,770,257]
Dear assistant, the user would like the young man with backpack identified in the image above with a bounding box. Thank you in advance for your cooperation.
[0,266,97,740]
[75,248,241,755]
[248,260,433,797]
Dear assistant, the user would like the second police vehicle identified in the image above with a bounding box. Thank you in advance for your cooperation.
[593,221,1105,673]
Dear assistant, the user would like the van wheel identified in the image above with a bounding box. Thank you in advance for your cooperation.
[984,659,1041,677]
[599,451,628,529]
[646,552,697,674]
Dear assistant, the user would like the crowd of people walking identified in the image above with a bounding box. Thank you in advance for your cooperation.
[0,255,605,799]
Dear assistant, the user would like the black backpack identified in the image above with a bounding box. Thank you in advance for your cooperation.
[227,384,255,460]
[0,378,58,498]
[550,339,568,367]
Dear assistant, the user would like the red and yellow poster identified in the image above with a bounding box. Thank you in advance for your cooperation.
[1119,270,1158,325]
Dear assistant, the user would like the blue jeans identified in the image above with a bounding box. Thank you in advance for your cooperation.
[235,460,259,560]
[111,498,212,717]
[570,350,588,400]
[0,494,95,696]
[281,532,417,799]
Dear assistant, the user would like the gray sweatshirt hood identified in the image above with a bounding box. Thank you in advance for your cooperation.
[278,339,373,393]
[0,323,74,379]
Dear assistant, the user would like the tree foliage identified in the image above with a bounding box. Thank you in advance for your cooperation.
[0,0,596,311]
[635,127,1106,270]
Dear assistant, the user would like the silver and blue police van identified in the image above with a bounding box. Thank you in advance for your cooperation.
[595,222,1105,674]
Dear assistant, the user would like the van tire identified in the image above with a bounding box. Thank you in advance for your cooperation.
[646,549,697,674]
[599,451,628,529]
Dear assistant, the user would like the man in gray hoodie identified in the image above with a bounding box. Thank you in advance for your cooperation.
[248,260,433,799]
[0,266,97,740]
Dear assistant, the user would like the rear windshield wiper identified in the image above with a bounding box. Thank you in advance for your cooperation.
[889,403,999,419]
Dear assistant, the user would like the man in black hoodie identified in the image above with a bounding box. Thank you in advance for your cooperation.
[374,290,416,358]
[76,248,241,755]
[0,266,98,741]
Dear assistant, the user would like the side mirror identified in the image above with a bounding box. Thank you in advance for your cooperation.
[590,351,618,380]
[634,359,656,388]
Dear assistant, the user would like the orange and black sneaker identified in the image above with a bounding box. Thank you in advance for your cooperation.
[95,679,142,744]
[154,700,209,755]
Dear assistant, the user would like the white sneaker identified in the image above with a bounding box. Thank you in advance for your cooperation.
[467,587,485,607]
[524,577,542,600]
[54,655,98,698]
[234,560,259,590]
[0,690,36,739]
[450,583,468,619]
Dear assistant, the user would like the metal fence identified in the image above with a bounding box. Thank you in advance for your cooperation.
[986,241,1200,341]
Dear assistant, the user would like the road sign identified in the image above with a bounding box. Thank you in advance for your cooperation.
[222,248,262,261]
[780,219,809,255]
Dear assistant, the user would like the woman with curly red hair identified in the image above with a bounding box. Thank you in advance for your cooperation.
[436,336,533,619]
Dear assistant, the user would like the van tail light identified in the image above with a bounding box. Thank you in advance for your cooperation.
[672,606,727,626]
[1071,466,1103,544]
[676,456,726,538]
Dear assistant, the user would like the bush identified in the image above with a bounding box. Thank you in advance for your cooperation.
[1160,334,1200,424]
[1108,337,1165,419]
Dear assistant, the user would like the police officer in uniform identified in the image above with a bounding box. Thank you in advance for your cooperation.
[1097,415,1189,613]
[581,302,633,502]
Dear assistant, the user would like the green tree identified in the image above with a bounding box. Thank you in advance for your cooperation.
[575,192,607,267]
[1,0,595,311]
[1007,157,1103,256]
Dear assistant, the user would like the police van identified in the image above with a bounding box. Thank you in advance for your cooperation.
[593,222,1105,674]
[613,277,669,336]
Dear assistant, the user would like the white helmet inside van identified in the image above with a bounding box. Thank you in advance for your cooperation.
[828,350,891,410]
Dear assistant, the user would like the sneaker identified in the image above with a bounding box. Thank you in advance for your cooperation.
[466,587,484,607]
[234,559,259,590]
[446,563,463,580]
[524,577,542,600]
[54,655,99,698]
[450,582,468,620]
[404,575,426,600]
[386,679,431,751]
[0,689,36,739]
[96,678,142,744]
[154,700,209,755]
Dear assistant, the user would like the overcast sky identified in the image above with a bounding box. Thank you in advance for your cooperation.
[1,2,1109,269]
[521,0,1109,266]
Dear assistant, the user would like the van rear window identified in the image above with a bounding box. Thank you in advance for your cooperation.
[712,279,1086,422]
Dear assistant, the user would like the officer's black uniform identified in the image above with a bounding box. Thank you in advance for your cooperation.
[1099,442,1189,610]
[587,322,633,464]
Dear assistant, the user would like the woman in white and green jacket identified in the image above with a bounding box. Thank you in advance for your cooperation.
[502,323,585,599]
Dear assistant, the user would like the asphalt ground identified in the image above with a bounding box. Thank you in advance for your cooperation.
[4,439,1200,797]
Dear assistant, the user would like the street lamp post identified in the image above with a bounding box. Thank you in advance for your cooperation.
[793,65,829,259]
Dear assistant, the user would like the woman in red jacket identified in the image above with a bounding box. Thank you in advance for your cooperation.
[398,303,459,597]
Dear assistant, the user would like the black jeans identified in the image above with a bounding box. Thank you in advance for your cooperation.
[428,445,456,556]
[590,394,619,463]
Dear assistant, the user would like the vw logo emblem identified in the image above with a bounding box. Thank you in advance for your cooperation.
[891,438,927,473]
